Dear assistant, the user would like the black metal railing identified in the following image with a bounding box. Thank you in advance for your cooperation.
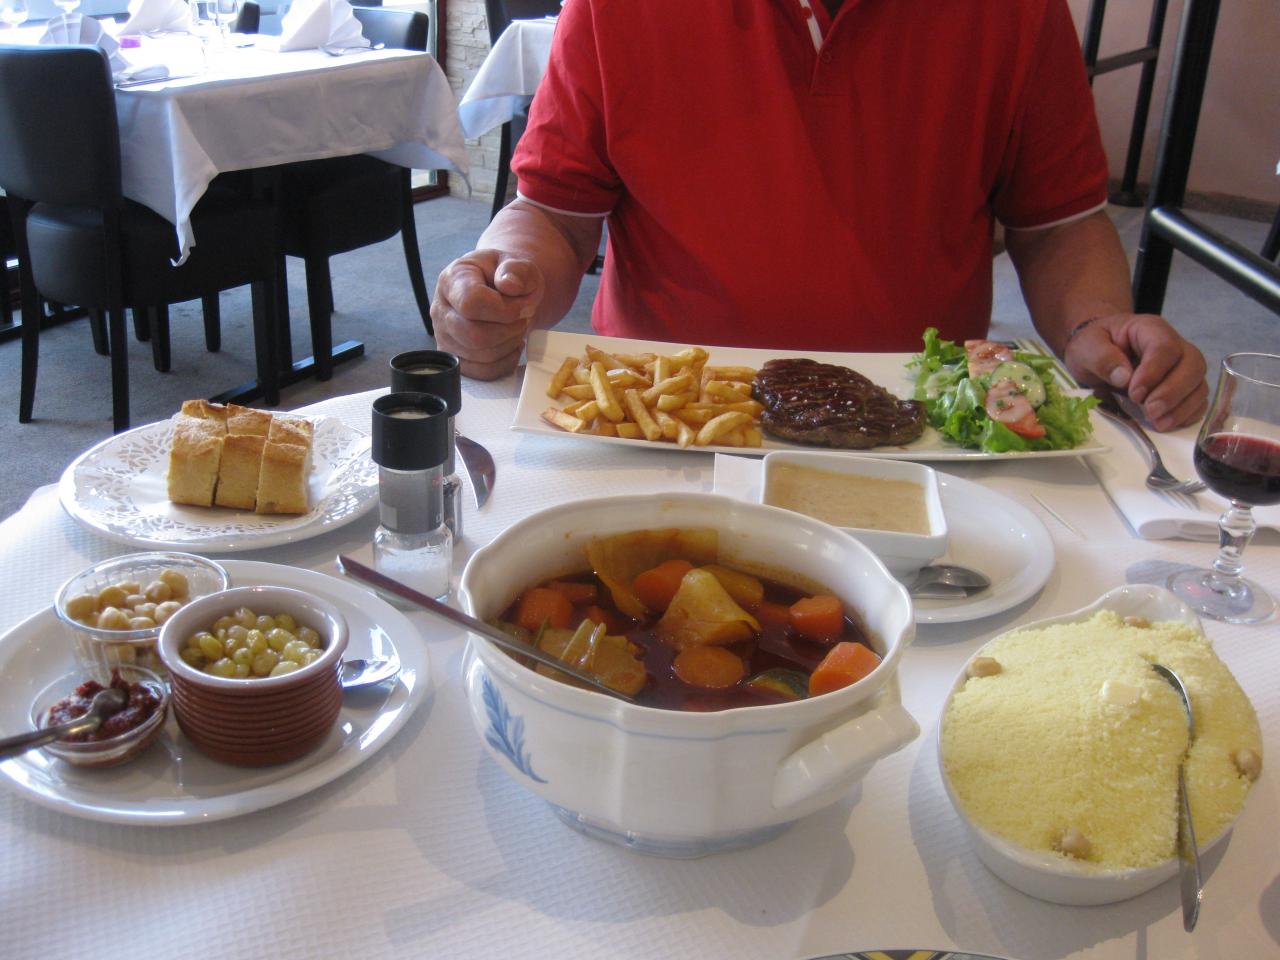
[1081,0,1171,207]
[1132,0,1280,318]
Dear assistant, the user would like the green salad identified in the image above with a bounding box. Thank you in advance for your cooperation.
[907,328,1097,453]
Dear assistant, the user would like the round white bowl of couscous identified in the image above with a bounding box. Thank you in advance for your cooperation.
[938,584,1262,906]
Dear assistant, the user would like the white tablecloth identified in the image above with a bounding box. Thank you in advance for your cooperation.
[8,28,469,262]
[0,375,1276,960]
[458,17,556,139]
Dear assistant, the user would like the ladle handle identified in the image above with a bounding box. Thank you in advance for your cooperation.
[336,555,637,703]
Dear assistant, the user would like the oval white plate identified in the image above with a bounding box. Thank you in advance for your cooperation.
[58,416,377,553]
[909,473,1054,624]
[0,561,429,826]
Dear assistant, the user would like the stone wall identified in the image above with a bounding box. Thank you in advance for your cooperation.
[445,0,501,202]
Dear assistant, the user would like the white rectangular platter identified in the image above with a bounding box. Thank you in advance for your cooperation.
[513,331,1108,461]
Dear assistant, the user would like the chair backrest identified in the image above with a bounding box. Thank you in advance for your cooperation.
[484,0,561,44]
[0,45,122,208]
[352,7,427,52]
[233,0,260,34]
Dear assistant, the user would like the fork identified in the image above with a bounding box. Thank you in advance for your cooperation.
[1094,392,1206,495]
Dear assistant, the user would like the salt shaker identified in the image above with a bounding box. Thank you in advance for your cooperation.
[390,350,463,541]
[371,393,452,602]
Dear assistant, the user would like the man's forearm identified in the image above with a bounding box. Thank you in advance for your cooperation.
[478,200,604,330]
[1005,210,1134,355]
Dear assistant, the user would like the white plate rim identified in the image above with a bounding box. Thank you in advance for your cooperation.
[0,560,430,826]
[513,330,1108,462]
[909,473,1055,624]
[57,416,377,553]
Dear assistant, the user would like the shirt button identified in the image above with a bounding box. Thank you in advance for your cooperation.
[820,50,832,64]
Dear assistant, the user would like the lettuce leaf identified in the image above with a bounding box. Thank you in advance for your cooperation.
[908,328,1098,452]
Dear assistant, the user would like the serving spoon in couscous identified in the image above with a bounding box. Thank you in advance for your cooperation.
[1152,662,1203,932]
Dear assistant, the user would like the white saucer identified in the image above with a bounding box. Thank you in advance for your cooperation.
[0,560,429,825]
[912,473,1055,624]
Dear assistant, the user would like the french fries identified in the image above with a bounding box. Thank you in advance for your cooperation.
[540,343,764,449]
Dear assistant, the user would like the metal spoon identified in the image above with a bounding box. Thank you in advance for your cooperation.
[0,687,127,760]
[1152,662,1203,932]
[340,657,400,690]
[907,563,992,600]
[335,554,637,704]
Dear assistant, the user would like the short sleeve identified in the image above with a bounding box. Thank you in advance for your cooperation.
[511,0,621,215]
[992,0,1109,229]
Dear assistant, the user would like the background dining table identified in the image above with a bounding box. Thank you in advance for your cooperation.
[8,24,469,263]
[457,16,555,139]
[0,367,1275,960]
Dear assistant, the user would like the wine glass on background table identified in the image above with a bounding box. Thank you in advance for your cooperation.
[50,0,79,21]
[1168,352,1280,624]
[212,0,239,43]
[0,0,28,29]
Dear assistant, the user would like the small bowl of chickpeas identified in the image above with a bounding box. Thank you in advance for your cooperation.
[55,552,231,682]
[156,585,348,767]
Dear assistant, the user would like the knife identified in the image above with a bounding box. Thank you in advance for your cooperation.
[455,433,495,509]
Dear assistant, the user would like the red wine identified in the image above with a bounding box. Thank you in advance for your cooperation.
[1195,433,1280,505]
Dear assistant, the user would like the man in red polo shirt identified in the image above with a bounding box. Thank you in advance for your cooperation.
[432,0,1207,431]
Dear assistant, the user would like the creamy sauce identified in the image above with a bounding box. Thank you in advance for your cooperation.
[765,462,930,534]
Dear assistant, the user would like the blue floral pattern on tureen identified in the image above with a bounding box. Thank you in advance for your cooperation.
[482,674,546,784]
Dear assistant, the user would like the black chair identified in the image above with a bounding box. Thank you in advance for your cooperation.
[233,0,259,33]
[0,44,282,433]
[0,197,13,331]
[273,7,432,381]
[483,0,562,221]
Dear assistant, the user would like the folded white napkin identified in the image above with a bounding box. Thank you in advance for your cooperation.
[119,0,194,36]
[115,62,171,84]
[39,14,129,74]
[277,0,368,52]
[1086,417,1280,540]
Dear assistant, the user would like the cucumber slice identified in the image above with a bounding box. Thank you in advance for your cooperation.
[990,360,1046,407]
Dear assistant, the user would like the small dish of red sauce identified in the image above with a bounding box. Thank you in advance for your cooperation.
[30,666,169,767]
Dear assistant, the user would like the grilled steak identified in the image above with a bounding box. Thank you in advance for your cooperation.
[753,358,926,448]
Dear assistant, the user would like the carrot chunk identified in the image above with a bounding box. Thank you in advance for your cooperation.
[672,645,746,689]
[632,559,694,612]
[755,600,793,629]
[514,587,575,632]
[547,579,598,605]
[789,594,844,641]
[808,641,881,696]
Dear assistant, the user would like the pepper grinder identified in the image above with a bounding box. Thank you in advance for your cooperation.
[390,350,463,541]
[371,392,452,602]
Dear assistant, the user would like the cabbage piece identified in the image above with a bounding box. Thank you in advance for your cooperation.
[585,528,719,620]
[700,564,764,608]
[657,568,761,649]
[536,619,647,695]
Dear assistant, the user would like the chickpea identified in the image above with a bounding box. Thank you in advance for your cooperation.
[1123,615,1150,628]
[127,616,156,630]
[97,607,130,630]
[966,656,1002,679]
[98,585,128,609]
[134,602,158,621]
[158,568,189,598]
[124,593,147,610]
[1233,748,1262,782]
[154,601,182,624]
[65,593,98,621]
[104,643,137,665]
[143,580,172,604]
[1055,826,1091,860]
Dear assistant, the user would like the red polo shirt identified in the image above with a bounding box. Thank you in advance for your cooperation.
[513,0,1108,352]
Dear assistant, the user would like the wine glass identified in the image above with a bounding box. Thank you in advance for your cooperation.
[50,0,79,19]
[1168,352,1280,624]
[0,0,28,29]
[212,0,239,43]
